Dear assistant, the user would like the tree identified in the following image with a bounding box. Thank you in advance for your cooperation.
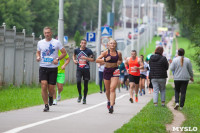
[74,30,82,47]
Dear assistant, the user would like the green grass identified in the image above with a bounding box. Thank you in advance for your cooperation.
[115,85,174,133]
[0,82,100,112]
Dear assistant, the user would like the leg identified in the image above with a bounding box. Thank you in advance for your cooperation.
[174,81,181,104]
[41,80,48,105]
[110,77,119,106]
[152,79,159,106]
[159,79,166,105]
[129,82,134,100]
[104,79,111,102]
[83,80,89,99]
[180,81,189,107]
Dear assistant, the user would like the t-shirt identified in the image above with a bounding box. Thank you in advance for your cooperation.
[37,39,63,68]
[74,47,94,70]
[57,50,69,73]
[140,61,148,76]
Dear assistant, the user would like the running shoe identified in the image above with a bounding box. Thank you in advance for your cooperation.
[43,104,49,112]
[142,89,145,95]
[107,102,110,109]
[174,103,179,110]
[53,99,57,105]
[57,93,61,101]
[109,106,114,114]
[49,96,53,106]
[129,98,134,103]
[77,96,82,103]
[83,98,86,104]
[180,107,183,110]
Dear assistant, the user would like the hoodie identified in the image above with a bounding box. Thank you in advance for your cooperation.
[149,54,169,79]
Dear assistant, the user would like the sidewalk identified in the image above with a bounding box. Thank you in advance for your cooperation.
[0,88,153,133]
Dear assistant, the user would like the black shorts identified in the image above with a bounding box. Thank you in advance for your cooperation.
[124,75,129,82]
[39,67,58,85]
[129,74,140,84]
[76,69,90,82]
[140,74,146,79]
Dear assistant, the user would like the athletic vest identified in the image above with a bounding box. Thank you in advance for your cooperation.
[128,57,140,76]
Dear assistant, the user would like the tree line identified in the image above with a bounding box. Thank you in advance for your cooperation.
[164,0,200,70]
[0,0,121,38]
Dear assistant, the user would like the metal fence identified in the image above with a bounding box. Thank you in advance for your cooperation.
[0,25,96,86]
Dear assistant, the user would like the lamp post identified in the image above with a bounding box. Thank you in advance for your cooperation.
[58,0,64,45]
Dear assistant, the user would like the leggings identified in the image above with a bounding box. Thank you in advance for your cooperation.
[77,80,89,99]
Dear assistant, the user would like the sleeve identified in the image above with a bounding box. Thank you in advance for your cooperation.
[58,41,64,50]
[170,59,175,71]
[89,49,94,57]
[37,42,40,51]
[187,59,193,77]
[74,49,77,55]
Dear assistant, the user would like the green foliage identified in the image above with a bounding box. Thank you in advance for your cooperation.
[74,30,81,47]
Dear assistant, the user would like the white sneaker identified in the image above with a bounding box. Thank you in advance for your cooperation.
[180,107,183,110]
[53,99,57,105]
[174,103,179,110]
[57,94,61,101]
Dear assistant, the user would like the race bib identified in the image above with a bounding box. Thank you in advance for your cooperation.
[113,69,120,77]
[131,67,137,73]
[43,56,53,64]
[79,59,87,68]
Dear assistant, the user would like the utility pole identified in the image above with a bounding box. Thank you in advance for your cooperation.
[112,0,115,39]
[58,0,64,45]
[123,0,126,56]
[131,0,134,50]
[137,0,141,56]
[96,0,102,84]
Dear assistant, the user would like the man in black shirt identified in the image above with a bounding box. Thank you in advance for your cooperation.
[73,39,94,104]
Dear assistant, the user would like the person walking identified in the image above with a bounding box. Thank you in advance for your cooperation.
[53,51,70,105]
[125,50,144,103]
[98,57,106,93]
[149,46,168,107]
[96,39,122,114]
[36,26,67,112]
[117,61,126,92]
[73,39,94,104]
[170,48,193,110]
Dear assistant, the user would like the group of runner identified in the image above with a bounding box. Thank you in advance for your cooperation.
[36,26,193,113]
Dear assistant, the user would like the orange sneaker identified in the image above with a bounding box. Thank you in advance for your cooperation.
[135,95,138,102]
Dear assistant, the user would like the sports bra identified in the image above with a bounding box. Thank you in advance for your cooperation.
[105,50,119,63]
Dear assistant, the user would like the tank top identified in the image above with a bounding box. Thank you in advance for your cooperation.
[128,57,140,76]
[105,50,119,63]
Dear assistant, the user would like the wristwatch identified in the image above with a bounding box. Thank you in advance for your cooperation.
[56,58,59,61]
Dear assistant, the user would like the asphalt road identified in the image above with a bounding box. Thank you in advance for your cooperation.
[0,88,153,133]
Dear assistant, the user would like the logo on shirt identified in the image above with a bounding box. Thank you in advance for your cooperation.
[42,44,55,58]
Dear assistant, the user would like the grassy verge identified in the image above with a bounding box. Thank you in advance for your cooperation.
[0,82,100,112]
[115,85,174,133]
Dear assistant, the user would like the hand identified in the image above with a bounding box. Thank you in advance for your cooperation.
[105,56,111,62]
[36,56,41,62]
[121,70,124,73]
[190,77,194,82]
[133,66,138,69]
[80,56,87,60]
[61,65,66,70]
[74,60,78,64]
[53,59,59,65]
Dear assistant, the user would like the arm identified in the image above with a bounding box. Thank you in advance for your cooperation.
[73,53,78,64]
[81,55,94,62]
[61,56,70,70]
[36,50,41,62]
[187,60,194,81]
[96,51,106,63]
[53,48,67,65]
[117,51,122,66]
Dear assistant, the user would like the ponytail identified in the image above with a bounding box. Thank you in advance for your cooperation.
[178,48,185,67]
[180,56,184,67]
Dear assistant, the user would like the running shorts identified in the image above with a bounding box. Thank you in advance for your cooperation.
[129,74,140,84]
[57,73,65,84]
[76,69,90,82]
[39,67,58,85]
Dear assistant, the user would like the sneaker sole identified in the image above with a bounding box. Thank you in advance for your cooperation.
[174,105,179,110]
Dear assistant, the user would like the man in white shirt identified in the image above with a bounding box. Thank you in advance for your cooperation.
[36,27,66,112]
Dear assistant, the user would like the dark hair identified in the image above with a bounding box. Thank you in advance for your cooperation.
[131,50,137,53]
[155,46,163,55]
[140,55,144,62]
[178,48,185,67]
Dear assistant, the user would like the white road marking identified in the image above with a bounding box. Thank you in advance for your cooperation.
[4,93,129,133]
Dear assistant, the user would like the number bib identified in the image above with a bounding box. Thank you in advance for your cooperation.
[130,67,137,73]
[43,56,53,64]
[113,69,120,77]
[79,59,87,66]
